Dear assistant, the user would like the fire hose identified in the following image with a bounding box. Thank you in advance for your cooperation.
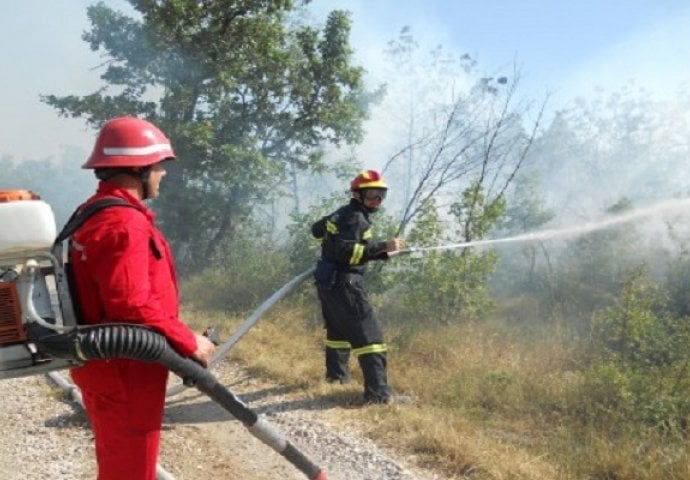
[33,323,327,480]
[167,266,316,397]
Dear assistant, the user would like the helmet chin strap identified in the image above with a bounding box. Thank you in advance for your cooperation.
[94,166,155,200]
[139,167,152,200]
[94,168,150,199]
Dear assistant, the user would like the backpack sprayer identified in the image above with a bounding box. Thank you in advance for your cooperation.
[0,190,78,377]
[0,190,327,480]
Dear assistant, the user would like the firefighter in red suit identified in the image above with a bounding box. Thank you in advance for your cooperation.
[68,117,216,480]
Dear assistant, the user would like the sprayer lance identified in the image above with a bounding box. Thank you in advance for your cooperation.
[389,247,420,256]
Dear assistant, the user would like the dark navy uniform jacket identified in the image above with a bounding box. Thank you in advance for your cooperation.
[311,199,389,277]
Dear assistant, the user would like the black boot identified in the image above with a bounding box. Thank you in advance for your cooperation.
[358,352,392,402]
[325,347,351,384]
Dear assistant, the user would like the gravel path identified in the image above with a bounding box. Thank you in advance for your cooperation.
[0,359,446,480]
[0,375,94,479]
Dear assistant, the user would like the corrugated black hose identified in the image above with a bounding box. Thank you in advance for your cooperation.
[33,324,327,480]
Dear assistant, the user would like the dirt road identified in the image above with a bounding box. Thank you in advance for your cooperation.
[0,358,444,480]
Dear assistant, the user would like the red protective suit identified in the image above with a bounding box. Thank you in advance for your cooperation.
[69,182,197,480]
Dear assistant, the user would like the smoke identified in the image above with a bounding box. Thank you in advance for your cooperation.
[410,198,690,254]
[0,0,133,161]
[561,5,690,105]
[4,1,690,238]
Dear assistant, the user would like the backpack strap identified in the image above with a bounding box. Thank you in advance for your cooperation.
[54,197,139,245]
[49,197,141,328]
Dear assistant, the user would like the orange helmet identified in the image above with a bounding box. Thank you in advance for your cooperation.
[350,170,388,191]
[82,117,175,169]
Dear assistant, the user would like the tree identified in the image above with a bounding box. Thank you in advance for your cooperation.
[362,29,545,322]
[548,198,645,329]
[527,82,690,219]
[41,0,370,274]
[377,29,546,241]
[491,174,555,295]
[407,192,500,323]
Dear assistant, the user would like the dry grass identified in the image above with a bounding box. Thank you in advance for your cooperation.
[183,305,563,478]
[182,304,690,480]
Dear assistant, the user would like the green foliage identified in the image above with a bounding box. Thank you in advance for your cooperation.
[542,199,643,329]
[285,193,344,272]
[42,1,371,274]
[391,187,502,323]
[664,252,690,317]
[593,268,690,368]
[573,268,690,433]
[498,174,555,235]
[405,197,443,247]
[397,249,497,323]
[490,174,555,297]
[181,219,291,312]
[449,180,506,241]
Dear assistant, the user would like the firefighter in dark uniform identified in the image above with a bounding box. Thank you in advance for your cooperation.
[311,170,405,404]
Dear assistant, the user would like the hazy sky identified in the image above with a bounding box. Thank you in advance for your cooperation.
[1,0,689,161]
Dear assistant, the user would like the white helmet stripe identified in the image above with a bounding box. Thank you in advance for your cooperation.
[103,143,173,156]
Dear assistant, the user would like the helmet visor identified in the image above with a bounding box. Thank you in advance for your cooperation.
[362,188,387,201]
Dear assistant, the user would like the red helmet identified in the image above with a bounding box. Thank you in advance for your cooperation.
[350,170,388,191]
[82,117,176,169]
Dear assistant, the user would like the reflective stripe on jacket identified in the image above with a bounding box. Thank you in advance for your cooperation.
[311,199,388,274]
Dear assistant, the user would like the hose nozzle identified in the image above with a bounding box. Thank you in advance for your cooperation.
[391,247,419,256]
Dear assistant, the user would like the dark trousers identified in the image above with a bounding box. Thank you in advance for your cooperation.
[316,274,391,401]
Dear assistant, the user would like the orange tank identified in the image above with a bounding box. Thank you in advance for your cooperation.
[0,190,40,202]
